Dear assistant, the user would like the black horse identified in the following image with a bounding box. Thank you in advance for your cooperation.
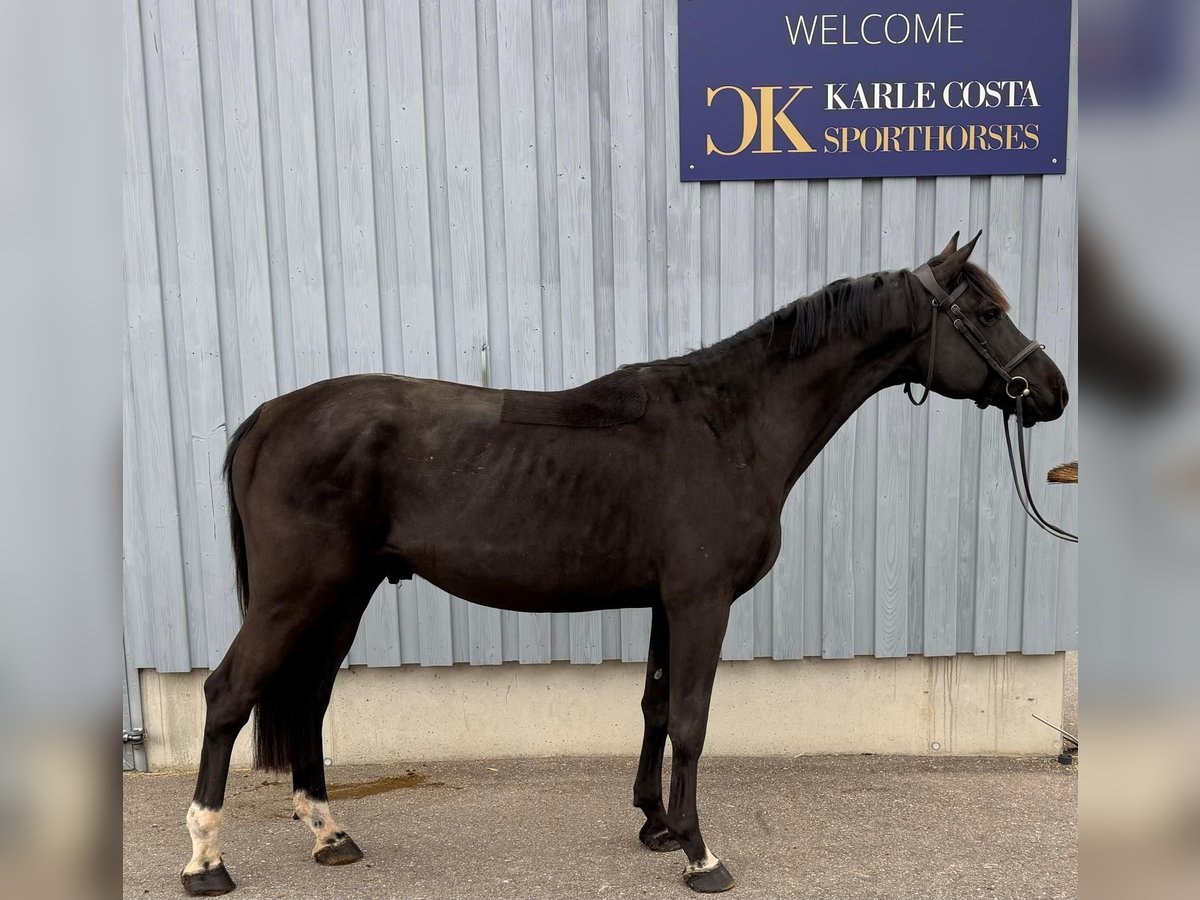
[180,233,1068,895]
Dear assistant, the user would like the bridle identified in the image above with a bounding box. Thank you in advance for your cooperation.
[904,264,1078,543]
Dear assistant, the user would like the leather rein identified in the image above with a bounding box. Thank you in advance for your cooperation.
[904,264,1078,543]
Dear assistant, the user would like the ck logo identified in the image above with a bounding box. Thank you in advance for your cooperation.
[705,85,817,155]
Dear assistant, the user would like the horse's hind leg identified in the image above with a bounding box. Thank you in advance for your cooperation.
[182,612,314,895]
[181,563,372,896]
[634,604,680,852]
[289,601,371,866]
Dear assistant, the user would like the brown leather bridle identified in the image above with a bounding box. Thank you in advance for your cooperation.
[905,264,1078,543]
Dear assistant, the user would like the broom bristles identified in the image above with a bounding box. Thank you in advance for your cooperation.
[1047,461,1078,484]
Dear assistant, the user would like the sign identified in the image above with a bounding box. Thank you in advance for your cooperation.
[678,1,1072,181]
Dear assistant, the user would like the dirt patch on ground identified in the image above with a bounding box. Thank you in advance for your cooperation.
[328,771,445,800]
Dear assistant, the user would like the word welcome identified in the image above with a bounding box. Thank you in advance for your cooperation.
[785,11,965,46]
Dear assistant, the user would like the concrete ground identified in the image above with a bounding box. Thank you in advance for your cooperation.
[124,753,1077,900]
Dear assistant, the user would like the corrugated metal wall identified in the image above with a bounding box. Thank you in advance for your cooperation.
[123,0,1078,673]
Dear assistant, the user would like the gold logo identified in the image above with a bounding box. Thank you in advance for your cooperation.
[705,85,817,155]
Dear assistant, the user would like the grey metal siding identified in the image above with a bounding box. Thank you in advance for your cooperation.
[123,0,1078,673]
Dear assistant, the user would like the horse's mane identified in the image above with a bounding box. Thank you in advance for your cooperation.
[665,271,896,367]
[625,261,1010,373]
[673,261,1010,365]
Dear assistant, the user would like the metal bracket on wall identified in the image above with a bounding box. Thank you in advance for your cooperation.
[123,727,145,747]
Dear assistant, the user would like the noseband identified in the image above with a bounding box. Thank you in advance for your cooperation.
[904,264,1078,543]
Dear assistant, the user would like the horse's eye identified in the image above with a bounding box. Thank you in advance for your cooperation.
[979,308,1002,326]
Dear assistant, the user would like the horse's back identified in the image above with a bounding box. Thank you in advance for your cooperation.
[500,368,648,428]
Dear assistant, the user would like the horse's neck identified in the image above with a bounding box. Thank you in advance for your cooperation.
[724,316,917,498]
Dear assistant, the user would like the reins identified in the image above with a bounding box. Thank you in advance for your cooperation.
[905,264,1078,543]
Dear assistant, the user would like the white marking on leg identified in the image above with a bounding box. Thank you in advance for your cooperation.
[183,803,223,875]
[684,848,720,874]
[293,791,348,855]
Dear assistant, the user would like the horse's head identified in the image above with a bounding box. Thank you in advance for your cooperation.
[910,232,1068,425]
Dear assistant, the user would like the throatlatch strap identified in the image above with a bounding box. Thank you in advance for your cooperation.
[904,305,937,406]
[904,266,957,407]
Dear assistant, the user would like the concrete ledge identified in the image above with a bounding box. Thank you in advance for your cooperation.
[139,652,1065,771]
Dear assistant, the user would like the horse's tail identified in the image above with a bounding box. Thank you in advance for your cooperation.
[223,402,326,772]
[254,633,329,772]
[223,404,263,619]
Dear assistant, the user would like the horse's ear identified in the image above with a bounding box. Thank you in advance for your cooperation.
[938,232,961,257]
[936,229,982,281]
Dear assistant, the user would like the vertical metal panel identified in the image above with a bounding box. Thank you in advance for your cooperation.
[266,0,331,391]
[209,1,278,416]
[527,0,564,664]
[875,179,917,658]
[663,0,701,360]
[144,0,239,668]
[1007,178,1044,650]
[770,180,807,661]
[608,0,653,663]
[588,0,622,665]
[362,0,415,666]
[617,0,667,666]
[495,0,553,665]
[821,179,861,660]
[956,178,992,652]
[974,177,1024,655]
[751,181,776,660]
[718,181,756,660]
[551,0,601,664]
[248,2,294,396]
[379,0,454,667]
[854,180,882,656]
[801,181,828,659]
[925,180,971,656]
[124,0,1078,672]
[1036,1,1080,654]
[124,0,191,672]
[474,0,519,664]
[444,0,504,665]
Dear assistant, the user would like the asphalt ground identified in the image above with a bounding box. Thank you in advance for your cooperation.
[123,753,1076,900]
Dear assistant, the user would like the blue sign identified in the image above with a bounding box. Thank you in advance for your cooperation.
[679,1,1072,181]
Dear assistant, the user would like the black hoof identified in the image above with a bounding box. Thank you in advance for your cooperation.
[313,835,364,866]
[639,821,681,853]
[180,862,236,896]
[685,861,735,893]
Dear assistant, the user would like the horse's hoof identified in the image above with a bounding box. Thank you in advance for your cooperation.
[313,834,364,866]
[684,861,735,893]
[180,862,236,896]
[639,821,680,852]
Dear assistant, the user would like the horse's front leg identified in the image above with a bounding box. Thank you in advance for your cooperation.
[634,603,679,852]
[664,598,735,893]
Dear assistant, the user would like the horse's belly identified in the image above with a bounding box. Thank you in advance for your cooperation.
[398,527,654,614]
[426,576,655,614]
